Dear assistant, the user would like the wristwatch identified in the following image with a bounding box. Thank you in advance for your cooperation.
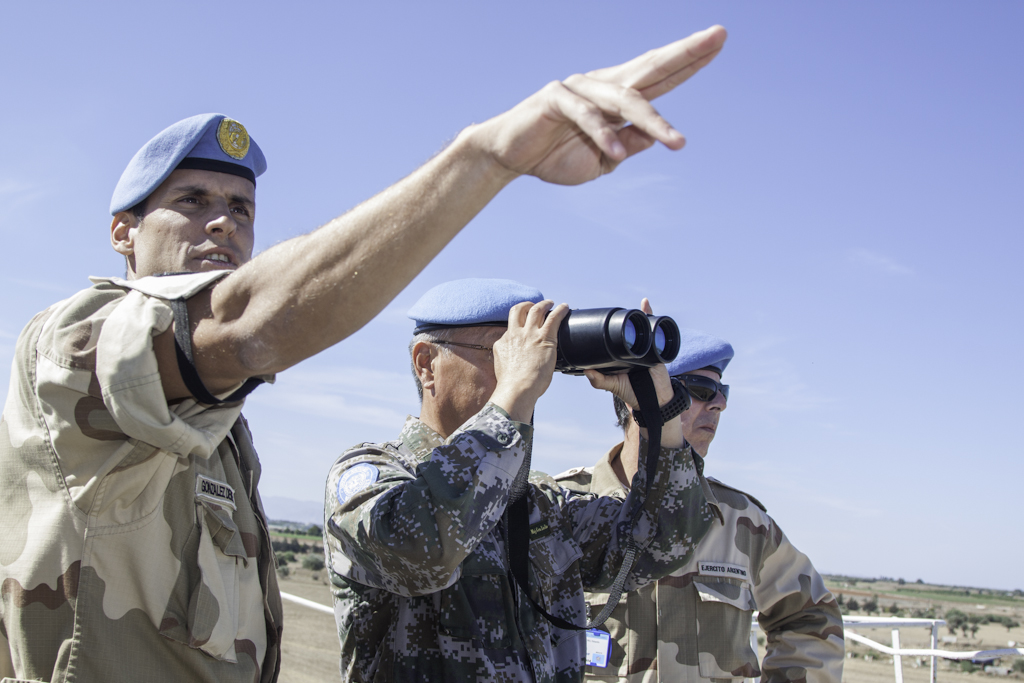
[632,378,691,428]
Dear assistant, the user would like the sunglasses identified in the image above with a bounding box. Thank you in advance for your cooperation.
[426,339,494,361]
[676,374,729,403]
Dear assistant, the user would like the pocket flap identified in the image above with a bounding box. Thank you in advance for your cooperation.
[531,533,582,577]
[694,579,755,611]
[200,501,248,560]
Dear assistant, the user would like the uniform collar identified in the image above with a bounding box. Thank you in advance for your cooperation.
[590,443,631,497]
[399,416,446,461]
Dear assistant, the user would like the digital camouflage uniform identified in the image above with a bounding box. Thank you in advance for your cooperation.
[556,444,844,683]
[323,406,716,683]
[0,272,282,683]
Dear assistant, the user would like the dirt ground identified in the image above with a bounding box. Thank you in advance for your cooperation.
[825,577,1024,683]
[271,562,1024,682]
[276,566,340,683]
[835,621,1024,683]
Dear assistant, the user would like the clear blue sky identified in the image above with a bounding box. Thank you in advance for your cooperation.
[1,1,1021,590]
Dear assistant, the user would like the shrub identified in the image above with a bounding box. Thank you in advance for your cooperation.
[275,551,296,567]
[847,598,860,612]
[1012,660,1024,674]
[946,609,968,635]
[277,565,290,578]
[862,597,878,615]
[302,554,325,571]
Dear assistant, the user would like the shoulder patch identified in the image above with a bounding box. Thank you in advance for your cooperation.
[707,477,767,512]
[336,463,380,505]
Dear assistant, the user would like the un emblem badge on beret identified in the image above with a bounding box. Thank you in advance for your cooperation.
[337,463,380,504]
[217,118,250,160]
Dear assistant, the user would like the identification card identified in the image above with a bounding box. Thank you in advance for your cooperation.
[585,629,612,667]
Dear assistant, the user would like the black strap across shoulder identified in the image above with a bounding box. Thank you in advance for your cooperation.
[168,298,264,405]
[505,367,664,631]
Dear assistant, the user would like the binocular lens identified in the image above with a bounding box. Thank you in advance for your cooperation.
[623,319,638,351]
[654,325,666,354]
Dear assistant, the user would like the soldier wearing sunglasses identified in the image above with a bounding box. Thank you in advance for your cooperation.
[557,330,845,683]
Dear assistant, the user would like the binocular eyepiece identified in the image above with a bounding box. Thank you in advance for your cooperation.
[555,308,680,375]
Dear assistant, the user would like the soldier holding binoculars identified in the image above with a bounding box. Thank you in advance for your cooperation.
[323,278,716,683]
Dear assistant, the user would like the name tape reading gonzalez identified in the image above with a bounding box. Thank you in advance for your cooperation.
[698,561,749,580]
[336,463,380,504]
[196,474,236,510]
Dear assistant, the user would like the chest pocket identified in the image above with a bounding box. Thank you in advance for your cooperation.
[694,579,760,680]
[526,530,583,647]
[159,494,248,663]
[528,532,582,601]
[437,548,518,648]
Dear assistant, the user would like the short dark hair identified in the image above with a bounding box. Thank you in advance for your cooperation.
[613,395,631,432]
[130,198,147,220]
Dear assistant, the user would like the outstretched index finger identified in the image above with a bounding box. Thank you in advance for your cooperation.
[588,25,728,102]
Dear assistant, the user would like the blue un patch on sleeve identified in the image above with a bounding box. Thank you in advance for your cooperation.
[336,463,380,504]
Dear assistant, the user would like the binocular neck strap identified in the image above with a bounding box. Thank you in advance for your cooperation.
[169,298,264,405]
[505,368,663,632]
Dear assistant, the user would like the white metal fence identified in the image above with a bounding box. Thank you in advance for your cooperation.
[281,593,1024,682]
[750,615,1024,683]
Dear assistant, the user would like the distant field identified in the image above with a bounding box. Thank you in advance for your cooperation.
[891,587,1023,607]
[270,530,323,544]
[824,576,1024,610]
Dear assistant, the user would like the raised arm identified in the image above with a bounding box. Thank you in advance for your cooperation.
[157,26,728,398]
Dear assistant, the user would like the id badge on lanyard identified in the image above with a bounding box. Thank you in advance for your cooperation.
[585,629,612,667]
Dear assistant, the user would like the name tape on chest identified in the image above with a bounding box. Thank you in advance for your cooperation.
[698,561,749,580]
[196,474,236,510]
[529,520,552,541]
[336,463,380,505]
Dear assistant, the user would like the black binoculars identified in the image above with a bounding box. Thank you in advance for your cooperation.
[555,308,680,375]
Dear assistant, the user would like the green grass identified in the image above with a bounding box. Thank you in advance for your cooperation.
[891,588,1021,607]
[270,530,322,541]
[824,578,1023,609]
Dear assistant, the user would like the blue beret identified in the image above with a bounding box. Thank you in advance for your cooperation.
[408,278,544,334]
[666,329,734,377]
[110,113,267,215]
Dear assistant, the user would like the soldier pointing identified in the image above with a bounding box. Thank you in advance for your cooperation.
[0,26,727,682]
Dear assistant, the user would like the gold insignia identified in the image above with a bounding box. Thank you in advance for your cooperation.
[217,118,250,160]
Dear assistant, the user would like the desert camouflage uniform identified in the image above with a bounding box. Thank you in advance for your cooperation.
[0,272,282,683]
[556,444,844,683]
[323,407,716,683]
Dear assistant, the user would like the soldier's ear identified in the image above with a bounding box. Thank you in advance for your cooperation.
[110,212,137,256]
[412,341,436,394]
[111,211,140,276]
